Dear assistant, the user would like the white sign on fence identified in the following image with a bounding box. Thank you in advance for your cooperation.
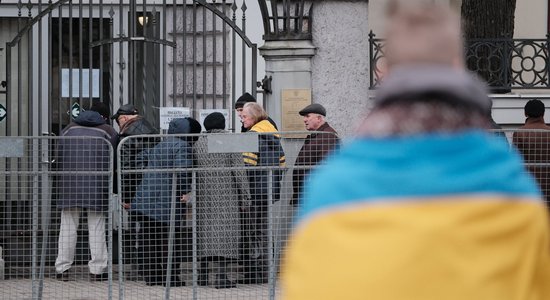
[159,107,191,130]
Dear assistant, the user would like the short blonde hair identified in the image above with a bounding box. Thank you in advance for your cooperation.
[243,102,268,124]
[384,0,463,68]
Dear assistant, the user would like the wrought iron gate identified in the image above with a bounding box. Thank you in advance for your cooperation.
[0,0,259,292]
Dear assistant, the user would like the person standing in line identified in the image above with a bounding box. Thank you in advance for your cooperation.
[111,104,158,279]
[131,118,193,286]
[239,102,285,284]
[513,99,550,208]
[234,92,278,133]
[281,2,550,299]
[291,103,340,207]
[54,106,118,281]
[193,112,251,288]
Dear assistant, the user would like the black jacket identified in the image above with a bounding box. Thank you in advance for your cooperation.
[118,116,159,203]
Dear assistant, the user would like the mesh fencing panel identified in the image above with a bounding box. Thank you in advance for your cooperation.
[0,136,115,299]
[4,129,550,299]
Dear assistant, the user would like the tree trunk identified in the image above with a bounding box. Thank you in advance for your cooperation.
[461,0,517,92]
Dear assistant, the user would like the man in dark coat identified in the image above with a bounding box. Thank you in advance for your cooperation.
[111,103,158,279]
[54,109,118,281]
[513,99,550,208]
[291,103,340,207]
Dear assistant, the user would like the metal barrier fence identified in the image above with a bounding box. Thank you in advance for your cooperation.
[0,136,115,300]
[4,129,550,299]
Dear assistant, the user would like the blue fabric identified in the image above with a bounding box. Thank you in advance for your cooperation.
[74,110,105,126]
[298,130,541,221]
[131,136,193,224]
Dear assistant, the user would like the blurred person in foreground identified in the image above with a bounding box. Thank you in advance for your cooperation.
[193,112,251,288]
[513,99,550,209]
[281,1,550,300]
[240,102,286,284]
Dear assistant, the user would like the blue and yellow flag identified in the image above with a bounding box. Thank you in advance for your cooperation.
[282,130,550,300]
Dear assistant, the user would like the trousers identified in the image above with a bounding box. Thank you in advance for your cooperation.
[55,207,108,275]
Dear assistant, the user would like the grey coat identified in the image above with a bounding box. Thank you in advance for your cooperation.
[193,130,251,259]
[56,111,118,211]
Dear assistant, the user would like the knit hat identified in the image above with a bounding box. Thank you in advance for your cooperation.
[235,92,256,109]
[186,117,203,134]
[374,65,491,114]
[203,112,226,130]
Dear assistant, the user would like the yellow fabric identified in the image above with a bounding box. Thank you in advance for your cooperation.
[250,119,278,134]
[282,196,550,300]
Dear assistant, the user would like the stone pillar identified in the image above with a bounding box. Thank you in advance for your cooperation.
[259,40,316,129]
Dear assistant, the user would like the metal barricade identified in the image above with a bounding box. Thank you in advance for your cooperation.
[493,128,550,208]
[116,130,339,300]
[0,136,115,299]
[6,129,550,299]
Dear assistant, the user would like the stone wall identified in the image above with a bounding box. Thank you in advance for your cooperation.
[311,0,370,139]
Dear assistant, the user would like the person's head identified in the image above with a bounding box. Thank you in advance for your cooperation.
[203,112,226,131]
[235,92,256,118]
[111,104,139,128]
[383,0,463,72]
[167,118,191,135]
[241,102,267,129]
[89,101,111,122]
[299,103,327,131]
[525,99,546,118]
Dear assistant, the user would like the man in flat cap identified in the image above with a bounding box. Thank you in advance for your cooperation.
[291,103,340,207]
[112,103,158,279]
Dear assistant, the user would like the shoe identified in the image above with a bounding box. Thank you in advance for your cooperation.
[56,271,70,281]
[90,273,108,281]
[215,274,236,289]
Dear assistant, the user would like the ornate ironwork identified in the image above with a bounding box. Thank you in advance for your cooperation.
[258,0,312,41]
[368,31,550,91]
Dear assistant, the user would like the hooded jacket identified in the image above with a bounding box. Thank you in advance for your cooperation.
[56,111,118,211]
[131,118,193,224]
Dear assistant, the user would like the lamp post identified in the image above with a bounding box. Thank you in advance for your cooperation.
[257,0,316,132]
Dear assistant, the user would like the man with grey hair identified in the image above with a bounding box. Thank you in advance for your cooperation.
[291,103,339,207]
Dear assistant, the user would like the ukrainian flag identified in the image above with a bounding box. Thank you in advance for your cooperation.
[282,130,550,300]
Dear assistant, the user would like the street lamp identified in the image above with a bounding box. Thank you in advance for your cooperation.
[258,0,312,41]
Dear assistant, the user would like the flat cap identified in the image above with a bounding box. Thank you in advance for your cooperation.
[111,104,139,120]
[299,103,326,117]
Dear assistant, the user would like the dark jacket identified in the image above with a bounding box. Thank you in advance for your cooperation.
[292,122,340,206]
[118,116,159,203]
[512,116,550,203]
[243,120,286,203]
[56,111,118,211]
[131,118,193,224]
